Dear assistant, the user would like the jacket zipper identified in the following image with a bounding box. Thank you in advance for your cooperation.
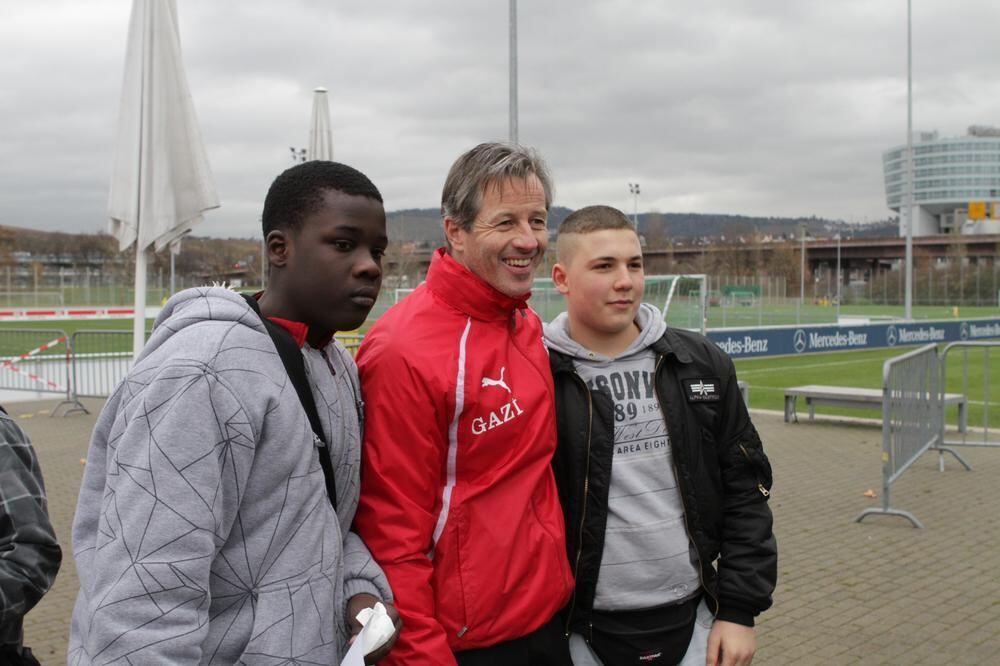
[653,354,719,616]
[565,373,593,637]
[738,443,771,497]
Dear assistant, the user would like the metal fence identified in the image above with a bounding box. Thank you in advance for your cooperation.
[856,344,942,528]
[0,328,72,404]
[3,329,365,413]
[336,334,364,357]
[69,331,138,405]
[938,341,1000,466]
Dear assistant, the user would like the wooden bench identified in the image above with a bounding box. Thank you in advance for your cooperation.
[783,384,967,432]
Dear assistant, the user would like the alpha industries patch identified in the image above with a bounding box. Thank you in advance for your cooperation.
[682,377,721,402]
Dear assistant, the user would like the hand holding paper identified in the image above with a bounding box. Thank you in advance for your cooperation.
[342,595,402,666]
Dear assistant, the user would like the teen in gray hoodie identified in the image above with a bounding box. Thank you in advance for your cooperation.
[69,162,399,665]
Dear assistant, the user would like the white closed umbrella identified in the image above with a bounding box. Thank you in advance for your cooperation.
[308,87,334,161]
[108,0,219,357]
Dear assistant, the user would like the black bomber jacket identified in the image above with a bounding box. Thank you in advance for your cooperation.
[549,326,777,633]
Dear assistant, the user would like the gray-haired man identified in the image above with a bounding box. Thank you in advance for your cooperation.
[356,143,575,665]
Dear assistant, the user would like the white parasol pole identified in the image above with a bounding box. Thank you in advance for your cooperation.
[134,249,147,357]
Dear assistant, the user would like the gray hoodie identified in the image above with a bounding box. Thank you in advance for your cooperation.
[545,303,700,611]
[69,287,391,665]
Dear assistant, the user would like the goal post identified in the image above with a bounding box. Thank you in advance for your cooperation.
[529,274,707,333]
[393,287,416,304]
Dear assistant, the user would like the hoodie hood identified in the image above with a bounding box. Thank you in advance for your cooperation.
[544,302,666,362]
[139,286,264,363]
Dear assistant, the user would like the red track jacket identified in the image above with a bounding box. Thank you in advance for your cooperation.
[355,249,574,665]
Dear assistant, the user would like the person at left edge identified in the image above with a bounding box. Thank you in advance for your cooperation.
[68,161,400,665]
[0,405,61,666]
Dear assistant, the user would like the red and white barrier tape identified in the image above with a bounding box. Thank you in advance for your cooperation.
[0,336,68,391]
[4,336,67,364]
[0,362,65,391]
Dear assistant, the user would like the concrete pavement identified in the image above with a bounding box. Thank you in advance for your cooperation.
[11,400,1000,664]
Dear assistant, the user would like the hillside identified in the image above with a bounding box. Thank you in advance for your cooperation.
[1,210,896,263]
[386,208,892,245]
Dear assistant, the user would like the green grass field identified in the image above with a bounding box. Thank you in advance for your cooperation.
[0,319,156,357]
[0,287,177,308]
[0,318,154,334]
[735,345,1000,428]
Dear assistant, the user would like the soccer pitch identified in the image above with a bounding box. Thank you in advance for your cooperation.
[734,345,1000,428]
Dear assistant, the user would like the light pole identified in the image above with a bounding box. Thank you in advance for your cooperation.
[800,224,807,306]
[261,236,267,289]
[904,0,914,320]
[509,0,518,144]
[628,182,640,227]
[836,233,842,320]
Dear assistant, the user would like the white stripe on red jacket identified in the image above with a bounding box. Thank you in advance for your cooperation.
[356,249,574,665]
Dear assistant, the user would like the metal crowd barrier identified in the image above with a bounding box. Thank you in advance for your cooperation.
[63,330,362,408]
[67,330,141,413]
[856,344,942,528]
[337,334,365,357]
[0,328,76,413]
[938,341,1000,469]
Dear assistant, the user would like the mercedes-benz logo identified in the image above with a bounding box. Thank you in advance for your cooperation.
[886,325,898,347]
[960,322,969,340]
[793,329,807,353]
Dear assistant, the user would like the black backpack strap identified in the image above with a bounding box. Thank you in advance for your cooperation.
[242,293,337,510]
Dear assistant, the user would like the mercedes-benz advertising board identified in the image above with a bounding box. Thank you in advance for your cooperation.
[707,318,1000,358]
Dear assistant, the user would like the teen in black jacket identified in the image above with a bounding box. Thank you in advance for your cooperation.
[550,326,776,635]
[545,205,776,665]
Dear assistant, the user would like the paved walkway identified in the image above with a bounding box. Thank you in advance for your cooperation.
[11,400,1000,664]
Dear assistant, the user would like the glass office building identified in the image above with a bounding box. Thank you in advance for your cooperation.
[883,126,1000,236]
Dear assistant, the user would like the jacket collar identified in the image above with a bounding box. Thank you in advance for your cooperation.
[425,247,530,321]
[548,347,576,375]
[251,291,333,349]
[651,327,694,363]
[549,326,694,373]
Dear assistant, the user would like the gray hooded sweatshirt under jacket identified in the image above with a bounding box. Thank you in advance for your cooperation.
[69,287,391,665]
[545,303,701,611]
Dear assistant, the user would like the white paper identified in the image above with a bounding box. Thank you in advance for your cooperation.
[340,602,396,666]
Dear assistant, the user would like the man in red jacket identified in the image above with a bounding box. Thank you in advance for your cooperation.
[355,143,574,665]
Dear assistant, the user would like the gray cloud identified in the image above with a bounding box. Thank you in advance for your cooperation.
[2,0,998,238]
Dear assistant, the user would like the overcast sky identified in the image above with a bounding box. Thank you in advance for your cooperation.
[3,0,1000,239]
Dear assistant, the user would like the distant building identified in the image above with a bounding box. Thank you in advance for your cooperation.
[883,125,1000,236]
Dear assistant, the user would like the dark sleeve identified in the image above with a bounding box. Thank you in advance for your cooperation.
[714,355,777,627]
[0,414,62,642]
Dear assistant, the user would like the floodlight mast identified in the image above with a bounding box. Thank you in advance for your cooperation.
[628,182,640,227]
[509,0,518,144]
[904,0,914,321]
